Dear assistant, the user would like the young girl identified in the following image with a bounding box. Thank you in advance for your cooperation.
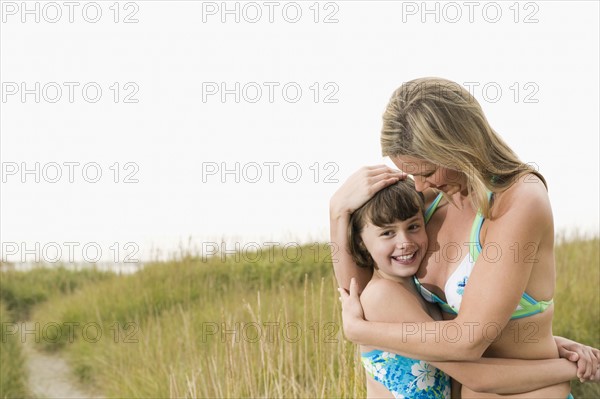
[346,179,587,398]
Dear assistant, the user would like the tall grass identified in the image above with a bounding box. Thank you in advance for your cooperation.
[0,302,29,398]
[30,245,366,397]
[5,238,599,398]
[553,237,600,398]
[0,265,114,398]
[0,265,114,321]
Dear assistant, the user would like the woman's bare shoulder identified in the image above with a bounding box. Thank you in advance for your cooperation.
[490,173,552,227]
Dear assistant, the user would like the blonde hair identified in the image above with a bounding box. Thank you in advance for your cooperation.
[381,77,546,219]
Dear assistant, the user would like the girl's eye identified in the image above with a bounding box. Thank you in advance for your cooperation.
[381,230,394,237]
[408,224,421,231]
[423,170,436,178]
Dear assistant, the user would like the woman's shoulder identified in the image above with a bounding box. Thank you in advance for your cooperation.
[489,173,552,227]
[494,173,549,207]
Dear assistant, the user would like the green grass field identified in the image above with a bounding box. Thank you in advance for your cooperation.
[1,237,598,398]
[0,301,29,399]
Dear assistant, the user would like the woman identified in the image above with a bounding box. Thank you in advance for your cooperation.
[331,77,599,397]
[348,179,588,398]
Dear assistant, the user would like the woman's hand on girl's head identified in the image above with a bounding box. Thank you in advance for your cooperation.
[338,278,367,343]
[555,336,600,382]
[330,165,406,217]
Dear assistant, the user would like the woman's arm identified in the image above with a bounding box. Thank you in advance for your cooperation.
[341,178,553,361]
[360,278,584,394]
[431,358,577,394]
[329,165,404,291]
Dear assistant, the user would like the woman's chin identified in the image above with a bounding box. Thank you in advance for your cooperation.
[440,185,466,198]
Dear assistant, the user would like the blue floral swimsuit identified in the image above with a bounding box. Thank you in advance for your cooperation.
[361,349,451,398]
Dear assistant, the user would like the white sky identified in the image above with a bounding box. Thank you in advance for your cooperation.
[1,1,598,263]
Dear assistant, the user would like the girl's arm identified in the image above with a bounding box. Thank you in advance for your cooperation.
[330,165,404,291]
[555,335,600,382]
[341,178,553,361]
[360,278,582,394]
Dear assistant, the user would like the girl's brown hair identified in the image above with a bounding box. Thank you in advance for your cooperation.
[348,179,424,269]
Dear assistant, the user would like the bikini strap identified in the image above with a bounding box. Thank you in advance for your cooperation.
[420,191,552,320]
[424,192,444,224]
[413,276,458,315]
[512,294,554,319]
[469,191,493,263]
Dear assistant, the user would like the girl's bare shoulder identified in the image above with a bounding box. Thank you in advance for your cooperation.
[361,278,429,323]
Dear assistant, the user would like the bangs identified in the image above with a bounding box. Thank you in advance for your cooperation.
[361,180,424,227]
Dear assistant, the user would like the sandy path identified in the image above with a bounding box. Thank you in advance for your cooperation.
[21,322,104,399]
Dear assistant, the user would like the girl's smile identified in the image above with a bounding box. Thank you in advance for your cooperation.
[359,214,428,283]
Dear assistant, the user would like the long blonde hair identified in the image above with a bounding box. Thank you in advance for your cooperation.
[381,77,546,218]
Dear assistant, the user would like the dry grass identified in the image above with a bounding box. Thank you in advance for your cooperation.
[2,237,598,398]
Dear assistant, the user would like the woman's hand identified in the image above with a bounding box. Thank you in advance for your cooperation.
[555,335,600,382]
[338,278,367,343]
[330,165,405,218]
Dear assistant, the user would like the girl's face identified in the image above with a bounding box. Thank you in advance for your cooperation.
[391,155,467,197]
[359,213,428,282]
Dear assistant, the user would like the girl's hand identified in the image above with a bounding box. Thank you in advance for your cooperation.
[330,165,405,217]
[338,278,367,343]
[555,336,600,382]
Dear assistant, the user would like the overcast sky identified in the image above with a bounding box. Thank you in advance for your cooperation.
[1,1,598,263]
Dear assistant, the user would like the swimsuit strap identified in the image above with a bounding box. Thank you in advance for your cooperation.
[424,192,444,224]
[513,293,554,319]
[413,276,458,315]
[418,190,553,320]
[469,191,493,263]
[423,191,489,261]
